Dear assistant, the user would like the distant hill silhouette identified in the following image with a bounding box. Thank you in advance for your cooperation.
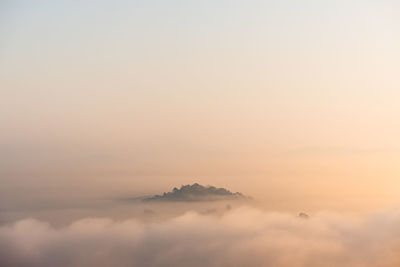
[143,183,247,202]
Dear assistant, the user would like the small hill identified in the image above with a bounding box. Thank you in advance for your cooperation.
[143,183,247,202]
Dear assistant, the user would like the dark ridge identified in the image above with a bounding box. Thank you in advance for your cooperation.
[143,183,248,202]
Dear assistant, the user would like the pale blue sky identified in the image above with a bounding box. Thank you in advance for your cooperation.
[1,0,400,202]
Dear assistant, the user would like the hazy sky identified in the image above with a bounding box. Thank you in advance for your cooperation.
[1,0,400,209]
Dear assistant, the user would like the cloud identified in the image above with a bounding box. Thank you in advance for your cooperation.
[1,207,400,267]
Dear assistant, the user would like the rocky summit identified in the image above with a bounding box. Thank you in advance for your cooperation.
[143,183,247,202]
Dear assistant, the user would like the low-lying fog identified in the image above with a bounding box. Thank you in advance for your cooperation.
[1,181,398,227]
[2,183,400,267]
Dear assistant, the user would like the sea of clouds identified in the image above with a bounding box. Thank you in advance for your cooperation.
[1,207,400,267]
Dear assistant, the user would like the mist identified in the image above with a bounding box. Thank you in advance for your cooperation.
[1,207,400,267]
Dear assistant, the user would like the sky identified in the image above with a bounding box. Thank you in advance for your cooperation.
[1,0,400,212]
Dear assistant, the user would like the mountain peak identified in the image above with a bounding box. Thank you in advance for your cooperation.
[143,183,247,202]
